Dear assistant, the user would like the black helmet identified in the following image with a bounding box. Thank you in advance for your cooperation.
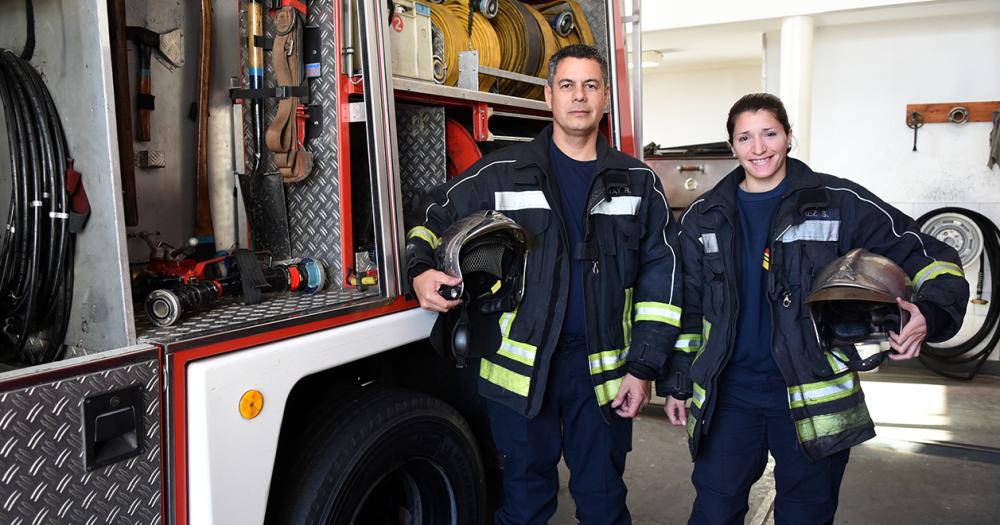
[805,249,913,371]
[430,210,534,367]
[435,210,533,313]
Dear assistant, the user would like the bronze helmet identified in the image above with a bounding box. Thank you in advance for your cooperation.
[805,249,913,370]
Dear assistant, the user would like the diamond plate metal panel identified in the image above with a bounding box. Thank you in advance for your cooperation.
[239,1,343,280]
[396,104,446,216]
[0,360,162,525]
[135,288,379,344]
[579,1,610,62]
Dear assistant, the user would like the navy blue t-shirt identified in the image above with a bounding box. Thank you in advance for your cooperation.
[550,141,595,348]
[725,179,786,384]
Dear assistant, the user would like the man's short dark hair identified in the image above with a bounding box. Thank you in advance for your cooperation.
[546,44,609,86]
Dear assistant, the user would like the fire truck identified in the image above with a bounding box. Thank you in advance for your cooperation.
[0,0,643,523]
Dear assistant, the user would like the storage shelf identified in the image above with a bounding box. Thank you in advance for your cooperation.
[393,77,549,112]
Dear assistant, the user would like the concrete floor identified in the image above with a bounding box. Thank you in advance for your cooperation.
[553,365,1000,524]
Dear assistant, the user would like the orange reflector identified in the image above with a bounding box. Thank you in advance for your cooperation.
[239,390,264,419]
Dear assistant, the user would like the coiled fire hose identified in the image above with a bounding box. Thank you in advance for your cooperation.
[917,207,1000,380]
[428,3,465,86]
[428,1,501,91]
[0,48,77,365]
[491,0,557,99]
[535,1,595,48]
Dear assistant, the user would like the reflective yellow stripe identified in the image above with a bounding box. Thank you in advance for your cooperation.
[692,382,706,409]
[674,333,701,353]
[594,377,624,406]
[795,403,871,442]
[686,412,697,437]
[480,360,530,397]
[913,260,963,290]
[634,302,681,327]
[498,338,537,366]
[622,288,634,348]
[826,349,850,374]
[692,319,712,365]
[589,349,626,375]
[406,226,440,249]
[496,309,535,366]
[499,310,516,338]
[787,372,860,409]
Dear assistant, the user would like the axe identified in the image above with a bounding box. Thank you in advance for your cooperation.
[126,26,184,141]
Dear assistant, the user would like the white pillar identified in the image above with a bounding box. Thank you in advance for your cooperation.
[779,16,814,163]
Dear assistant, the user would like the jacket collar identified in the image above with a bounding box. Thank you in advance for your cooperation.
[700,157,826,214]
[515,124,614,176]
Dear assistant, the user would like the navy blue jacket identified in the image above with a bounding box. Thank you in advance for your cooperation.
[407,125,682,420]
[659,158,968,460]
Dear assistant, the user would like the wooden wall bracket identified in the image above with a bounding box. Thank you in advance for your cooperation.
[905,100,1000,125]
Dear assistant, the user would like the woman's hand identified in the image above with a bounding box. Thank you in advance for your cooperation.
[888,297,927,360]
[664,396,688,426]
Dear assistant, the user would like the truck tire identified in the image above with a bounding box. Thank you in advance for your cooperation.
[273,387,488,524]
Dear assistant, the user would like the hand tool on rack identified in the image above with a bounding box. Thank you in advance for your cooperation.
[195,0,215,237]
[265,4,314,183]
[125,25,184,142]
[106,0,139,225]
[238,0,293,259]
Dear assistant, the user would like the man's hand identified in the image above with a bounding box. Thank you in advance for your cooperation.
[611,373,650,418]
[412,269,463,313]
[663,396,688,426]
[888,297,927,360]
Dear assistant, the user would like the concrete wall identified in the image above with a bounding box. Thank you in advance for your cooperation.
[642,63,762,148]
[808,13,1000,359]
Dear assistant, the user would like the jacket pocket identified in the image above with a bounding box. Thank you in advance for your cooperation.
[505,208,550,287]
[595,215,642,286]
[702,254,726,322]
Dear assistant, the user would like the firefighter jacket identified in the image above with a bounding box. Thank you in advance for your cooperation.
[406,125,682,420]
[658,158,968,461]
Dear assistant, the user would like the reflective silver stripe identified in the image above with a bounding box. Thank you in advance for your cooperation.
[788,372,859,408]
[913,260,963,290]
[494,191,551,211]
[827,350,850,374]
[589,350,625,374]
[692,382,706,409]
[701,233,718,253]
[498,338,537,366]
[499,311,516,338]
[591,196,641,216]
[780,220,840,243]
[674,334,701,353]
[634,302,681,327]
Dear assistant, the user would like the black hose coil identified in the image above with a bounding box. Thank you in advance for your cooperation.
[0,49,75,365]
[917,207,1000,380]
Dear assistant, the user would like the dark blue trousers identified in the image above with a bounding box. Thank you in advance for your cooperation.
[486,347,633,525]
[690,377,850,525]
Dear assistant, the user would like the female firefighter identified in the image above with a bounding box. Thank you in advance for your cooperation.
[658,93,969,524]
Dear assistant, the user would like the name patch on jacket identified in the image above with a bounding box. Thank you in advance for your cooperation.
[591,196,641,216]
[494,191,551,211]
[701,233,719,253]
[780,208,840,243]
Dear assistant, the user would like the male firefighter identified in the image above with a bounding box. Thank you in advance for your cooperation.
[406,44,682,524]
